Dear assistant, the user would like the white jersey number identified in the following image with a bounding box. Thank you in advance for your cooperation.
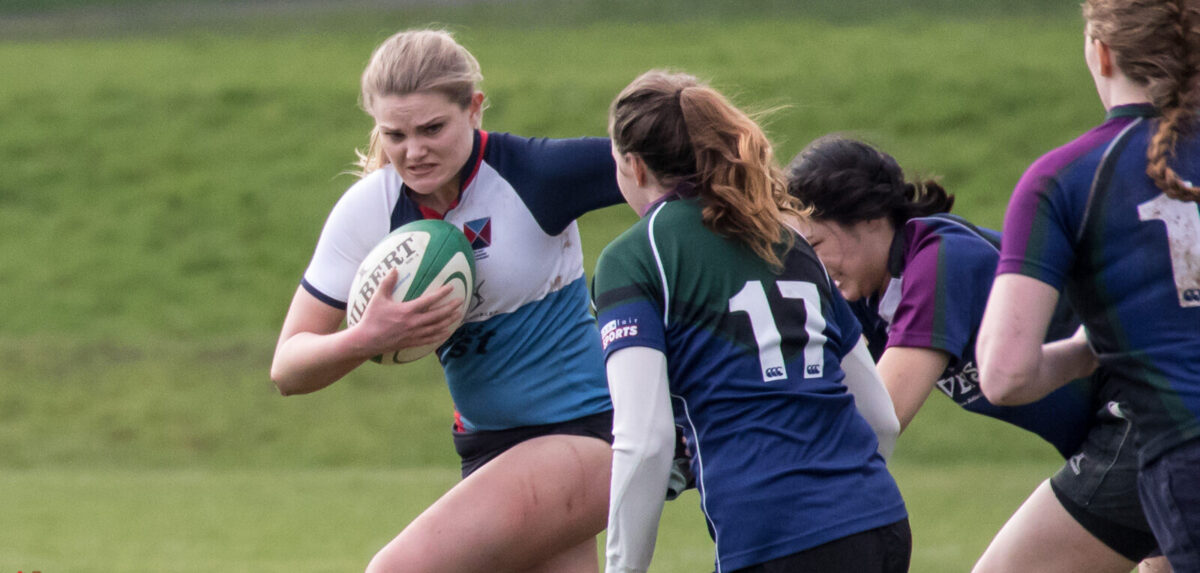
[728,280,828,382]
[1137,192,1200,308]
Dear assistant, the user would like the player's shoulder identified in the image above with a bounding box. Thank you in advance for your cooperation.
[334,165,401,209]
[483,131,609,161]
[643,198,706,238]
[900,215,1000,285]
[595,204,683,285]
[905,215,999,254]
[1017,117,1139,199]
[599,212,656,264]
[321,166,403,236]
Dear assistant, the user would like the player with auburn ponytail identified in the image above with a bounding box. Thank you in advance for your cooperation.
[595,70,908,573]
[978,0,1200,570]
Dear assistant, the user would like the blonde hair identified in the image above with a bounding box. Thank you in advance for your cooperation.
[1085,0,1200,202]
[355,29,483,175]
[609,70,805,270]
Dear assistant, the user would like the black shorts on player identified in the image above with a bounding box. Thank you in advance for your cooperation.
[453,410,614,478]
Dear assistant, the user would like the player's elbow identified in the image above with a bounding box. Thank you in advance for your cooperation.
[980,375,1019,406]
[978,358,1038,406]
[877,410,901,448]
[270,373,298,396]
[269,365,310,397]
[977,331,1036,406]
[875,400,902,439]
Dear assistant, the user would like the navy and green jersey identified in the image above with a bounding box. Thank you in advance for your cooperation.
[851,214,1094,458]
[999,103,1200,465]
[593,195,907,572]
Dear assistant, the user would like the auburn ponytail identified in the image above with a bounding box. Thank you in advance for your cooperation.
[611,70,805,270]
[678,85,803,269]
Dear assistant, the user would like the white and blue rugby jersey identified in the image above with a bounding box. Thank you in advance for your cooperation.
[303,130,623,431]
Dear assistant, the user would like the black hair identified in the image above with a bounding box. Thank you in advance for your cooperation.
[786,135,954,228]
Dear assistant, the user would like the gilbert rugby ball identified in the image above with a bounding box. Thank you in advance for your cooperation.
[346,219,476,364]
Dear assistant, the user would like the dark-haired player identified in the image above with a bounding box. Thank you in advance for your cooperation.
[789,135,1166,573]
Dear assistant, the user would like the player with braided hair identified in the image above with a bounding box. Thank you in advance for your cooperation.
[1138,1,1200,203]
[978,1,1200,570]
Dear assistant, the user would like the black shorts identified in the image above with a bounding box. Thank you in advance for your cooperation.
[452,410,614,479]
[732,519,912,573]
[1050,390,1159,562]
[1138,437,1200,570]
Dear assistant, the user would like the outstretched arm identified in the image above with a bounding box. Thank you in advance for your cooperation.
[605,346,675,573]
[875,345,950,433]
[977,274,1097,406]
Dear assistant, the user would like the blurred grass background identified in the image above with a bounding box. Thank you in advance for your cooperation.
[1,0,1100,571]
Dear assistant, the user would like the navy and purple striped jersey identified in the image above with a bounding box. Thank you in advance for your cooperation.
[593,195,907,572]
[998,103,1200,465]
[852,214,1094,457]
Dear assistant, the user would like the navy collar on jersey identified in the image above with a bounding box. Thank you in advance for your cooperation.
[855,216,920,316]
[859,214,972,315]
[409,129,490,220]
[640,180,698,217]
[1106,103,1157,120]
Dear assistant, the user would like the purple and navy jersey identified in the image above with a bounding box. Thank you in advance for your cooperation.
[999,104,1200,464]
[303,130,623,431]
[851,214,1093,457]
[594,196,906,572]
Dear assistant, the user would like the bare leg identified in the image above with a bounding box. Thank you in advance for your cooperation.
[1138,556,1172,572]
[366,434,612,573]
[522,537,599,573]
[973,480,1136,573]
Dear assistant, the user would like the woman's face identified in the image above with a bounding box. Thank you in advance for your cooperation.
[369,91,482,208]
[801,217,894,301]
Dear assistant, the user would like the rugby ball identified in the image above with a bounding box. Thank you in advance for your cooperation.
[346,219,476,364]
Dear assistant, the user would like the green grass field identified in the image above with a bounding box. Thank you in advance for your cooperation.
[2,1,1098,571]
